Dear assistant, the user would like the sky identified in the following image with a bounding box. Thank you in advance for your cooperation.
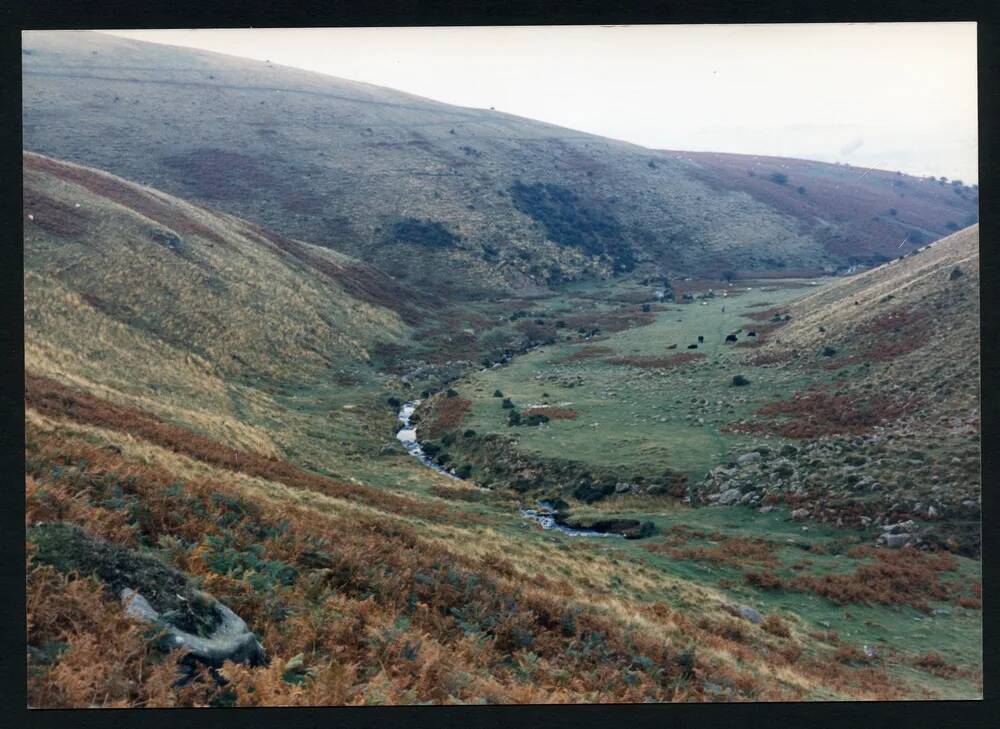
[104,23,979,183]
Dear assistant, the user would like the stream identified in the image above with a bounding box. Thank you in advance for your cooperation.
[395,401,459,479]
[396,401,616,537]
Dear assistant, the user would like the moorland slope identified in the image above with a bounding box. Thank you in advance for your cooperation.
[23,31,977,295]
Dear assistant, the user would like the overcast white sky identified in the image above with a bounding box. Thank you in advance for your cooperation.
[105,23,979,182]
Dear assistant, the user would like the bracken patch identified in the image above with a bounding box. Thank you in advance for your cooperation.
[606,352,705,369]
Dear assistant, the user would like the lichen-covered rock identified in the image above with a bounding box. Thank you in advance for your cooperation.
[122,588,266,668]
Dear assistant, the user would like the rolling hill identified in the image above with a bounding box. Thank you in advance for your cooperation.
[23,150,428,474]
[23,30,977,295]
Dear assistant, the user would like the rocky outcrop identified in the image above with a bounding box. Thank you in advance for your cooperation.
[697,426,981,555]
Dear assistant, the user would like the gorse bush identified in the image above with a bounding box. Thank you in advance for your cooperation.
[509,180,635,271]
[391,218,459,249]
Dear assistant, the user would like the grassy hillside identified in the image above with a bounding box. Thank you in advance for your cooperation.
[23,150,424,473]
[23,31,977,295]
[664,151,979,266]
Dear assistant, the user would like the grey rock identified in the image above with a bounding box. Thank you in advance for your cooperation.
[717,488,742,505]
[121,588,266,668]
[738,606,763,624]
[738,452,762,465]
[791,508,809,521]
[758,505,775,514]
[882,533,912,548]
[884,520,917,534]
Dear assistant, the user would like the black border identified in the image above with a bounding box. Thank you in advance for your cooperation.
[2,2,997,728]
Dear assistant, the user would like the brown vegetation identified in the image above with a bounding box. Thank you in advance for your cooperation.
[744,350,799,366]
[524,407,578,420]
[25,420,765,706]
[422,396,472,438]
[913,652,958,678]
[553,346,614,363]
[724,386,920,438]
[606,352,705,369]
[24,152,231,247]
[25,373,450,522]
[743,547,961,612]
[646,533,779,569]
[24,189,91,237]
[563,307,656,335]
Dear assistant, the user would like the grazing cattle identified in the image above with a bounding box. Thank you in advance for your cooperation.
[667,344,677,349]
[698,335,704,342]
[725,334,738,343]
[747,331,757,337]
[687,344,698,349]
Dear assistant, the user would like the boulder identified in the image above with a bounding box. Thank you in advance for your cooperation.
[882,533,912,548]
[737,452,762,466]
[791,508,809,521]
[738,606,763,625]
[883,519,917,534]
[122,588,266,668]
[717,488,742,505]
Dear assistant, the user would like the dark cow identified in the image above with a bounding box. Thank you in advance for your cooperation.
[747,331,757,337]
[697,335,704,343]
[687,344,698,349]
[667,344,677,349]
[725,334,738,343]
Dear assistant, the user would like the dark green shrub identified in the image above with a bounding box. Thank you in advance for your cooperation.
[509,180,635,271]
[391,218,459,248]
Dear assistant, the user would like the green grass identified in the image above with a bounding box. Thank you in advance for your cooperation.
[456,282,819,481]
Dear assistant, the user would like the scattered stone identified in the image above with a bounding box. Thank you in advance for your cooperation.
[882,533,912,548]
[738,606,763,624]
[791,508,809,521]
[717,488,742,505]
[738,452,762,466]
